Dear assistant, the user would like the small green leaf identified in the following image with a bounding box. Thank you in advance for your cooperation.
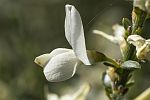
[120,60,141,70]
[104,57,120,68]
[87,50,106,63]
[87,51,119,68]
[122,18,131,30]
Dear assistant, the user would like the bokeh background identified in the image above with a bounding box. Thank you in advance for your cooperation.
[0,0,150,100]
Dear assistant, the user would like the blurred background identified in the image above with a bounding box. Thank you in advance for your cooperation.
[0,0,150,100]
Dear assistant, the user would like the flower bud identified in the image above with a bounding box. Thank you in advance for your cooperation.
[134,0,150,13]
[134,0,146,11]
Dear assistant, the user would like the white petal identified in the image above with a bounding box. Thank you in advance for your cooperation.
[112,24,126,46]
[127,36,150,60]
[136,42,150,60]
[50,48,72,57]
[34,48,72,67]
[93,29,126,57]
[103,74,112,88]
[112,24,125,38]
[43,51,79,82]
[145,0,150,13]
[34,53,51,67]
[65,5,90,65]
[47,93,59,100]
[134,0,146,10]
[127,35,146,50]
[93,30,118,44]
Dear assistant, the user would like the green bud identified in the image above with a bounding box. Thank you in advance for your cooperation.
[122,18,131,30]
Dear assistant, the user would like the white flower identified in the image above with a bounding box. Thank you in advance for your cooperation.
[127,35,150,60]
[46,83,90,100]
[93,24,125,44]
[134,0,150,13]
[93,24,126,56]
[134,0,146,10]
[34,5,103,82]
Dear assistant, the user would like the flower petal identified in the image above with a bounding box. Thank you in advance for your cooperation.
[34,53,52,67]
[102,72,112,88]
[134,0,146,11]
[145,0,150,13]
[93,29,127,57]
[127,35,150,60]
[93,30,118,44]
[127,35,145,50]
[43,51,79,82]
[136,42,150,60]
[65,5,90,65]
[34,48,71,67]
[93,24,125,45]
[47,93,59,100]
[49,48,72,59]
[113,24,125,38]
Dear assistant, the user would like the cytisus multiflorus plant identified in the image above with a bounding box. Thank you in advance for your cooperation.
[34,1,150,100]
